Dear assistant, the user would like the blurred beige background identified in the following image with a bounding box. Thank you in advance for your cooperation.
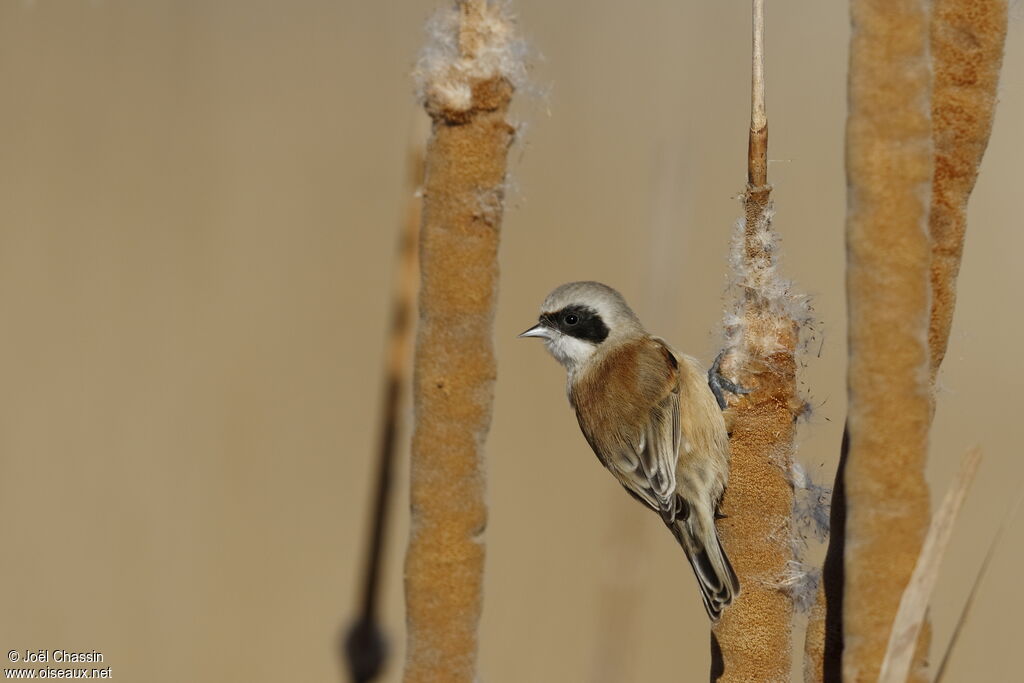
[0,2,1021,681]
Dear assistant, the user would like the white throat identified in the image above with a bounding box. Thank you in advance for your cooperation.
[544,332,598,371]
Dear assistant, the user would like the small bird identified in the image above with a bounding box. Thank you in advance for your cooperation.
[519,281,739,619]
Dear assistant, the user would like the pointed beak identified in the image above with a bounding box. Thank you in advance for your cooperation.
[518,323,551,339]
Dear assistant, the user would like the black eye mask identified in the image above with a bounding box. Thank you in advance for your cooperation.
[540,305,609,344]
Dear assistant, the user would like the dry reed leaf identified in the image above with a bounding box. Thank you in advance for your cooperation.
[933,486,1024,682]
[877,448,982,683]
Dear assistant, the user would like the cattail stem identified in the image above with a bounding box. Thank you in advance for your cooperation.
[403,2,519,681]
[711,2,805,680]
[747,0,767,189]
[804,2,1008,680]
[838,1,935,681]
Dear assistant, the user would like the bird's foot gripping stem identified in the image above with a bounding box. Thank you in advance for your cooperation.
[708,349,751,410]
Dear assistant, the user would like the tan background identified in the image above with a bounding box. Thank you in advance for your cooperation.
[0,2,1021,681]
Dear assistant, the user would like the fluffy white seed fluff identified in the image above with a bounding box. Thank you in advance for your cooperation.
[414,1,527,113]
[771,559,821,613]
[791,461,832,544]
[722,208,814,366]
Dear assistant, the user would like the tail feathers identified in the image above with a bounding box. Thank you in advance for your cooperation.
[669,512,739,621]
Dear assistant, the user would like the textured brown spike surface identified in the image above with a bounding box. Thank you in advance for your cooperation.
[403,3,516,682]
[712,181,804,683]
[841,0,934,681]
[711,335,799,683]
[804,1,1008,680]
[928,0,1008,380]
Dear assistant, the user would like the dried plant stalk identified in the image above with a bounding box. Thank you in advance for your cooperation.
[345,131,425,683]
[403,2,519,681]
[804,2,1008,680]
[840,1,934,681]
[711,2,806,680]
[934,486,1023,682]
[878,448,981,683]
[928,0,1008,380]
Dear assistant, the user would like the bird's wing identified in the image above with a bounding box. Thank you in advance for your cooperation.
[572,337,682,521]
[673,352,731,505]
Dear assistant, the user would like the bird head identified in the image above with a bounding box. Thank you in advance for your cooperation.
[519,281,643,371]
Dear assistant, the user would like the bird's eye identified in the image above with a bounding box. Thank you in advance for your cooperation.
[564,314,579,326]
